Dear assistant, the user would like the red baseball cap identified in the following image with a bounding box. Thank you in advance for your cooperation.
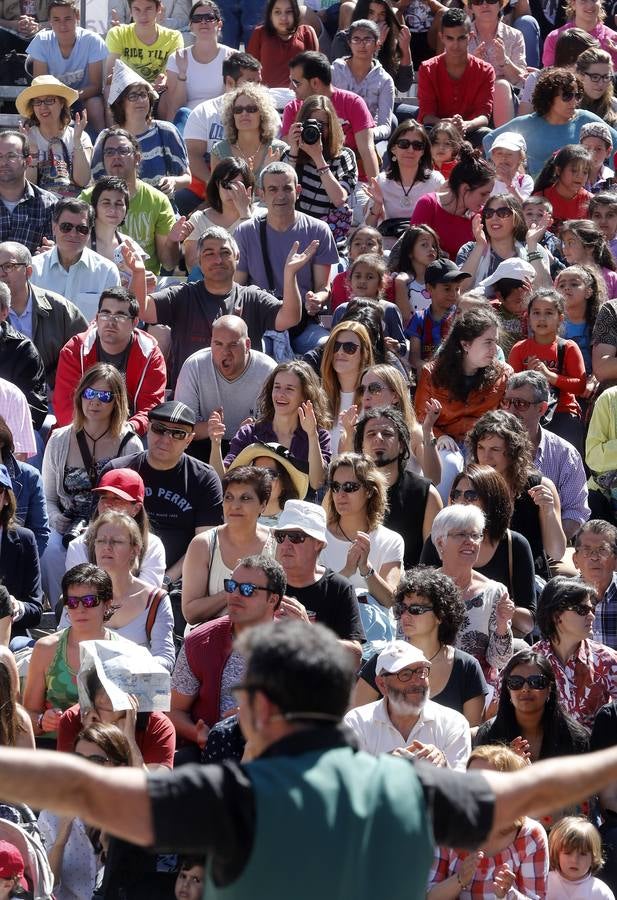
[0,840,27,889]
[93,469,145,504]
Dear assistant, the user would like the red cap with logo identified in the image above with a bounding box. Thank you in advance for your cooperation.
[92,469,145,504]
[0,840,27,889]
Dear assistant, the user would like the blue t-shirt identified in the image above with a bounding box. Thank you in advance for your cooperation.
[564,319,592,373]
[406,304,455,359]
[27,27,107,92]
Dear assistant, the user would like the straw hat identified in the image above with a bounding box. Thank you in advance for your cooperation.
[228,442,310,500]
[16,75,79,118]
[108,59,158,106]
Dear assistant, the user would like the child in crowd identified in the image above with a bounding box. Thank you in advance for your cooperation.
[479,257,536,356]
[522,196,564,273]
[429,121,462,180]
[509,288,587,451]
[589,191,617,261]
[547,817,615,900]
[174,856,205,900]
[533,144,593,233]
[561,218,617,299]
[0,841,27,899]
[329,226,384,312]
[391,224,442,327]
[555,264,605,373]
[581,122,616,193]
[407,258,465,373]
[489,132,534,202]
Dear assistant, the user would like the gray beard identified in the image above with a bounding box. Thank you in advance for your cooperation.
[387,686,427,717]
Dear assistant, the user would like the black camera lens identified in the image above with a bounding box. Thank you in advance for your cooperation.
[301,119,323,145]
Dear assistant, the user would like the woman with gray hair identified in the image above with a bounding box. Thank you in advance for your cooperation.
[432,504,514,685]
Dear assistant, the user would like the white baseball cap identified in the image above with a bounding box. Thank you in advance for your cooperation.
[490,132,527,154]
[274,500,327,544]
[376,640,429,675]
[479,257,536,289]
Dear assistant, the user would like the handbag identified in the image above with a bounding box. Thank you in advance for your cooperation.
[377,217,410,239]
[324,204,353,243]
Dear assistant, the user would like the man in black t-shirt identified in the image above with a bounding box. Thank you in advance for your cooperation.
[103,401,223,584]
[273,500,364,664]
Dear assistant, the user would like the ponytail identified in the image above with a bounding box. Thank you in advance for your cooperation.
[448,142,495,196]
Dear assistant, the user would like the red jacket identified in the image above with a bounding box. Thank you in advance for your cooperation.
[185,615,234,729]
[53,324,167,436]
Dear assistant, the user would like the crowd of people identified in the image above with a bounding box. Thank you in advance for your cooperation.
[0,0,617,893]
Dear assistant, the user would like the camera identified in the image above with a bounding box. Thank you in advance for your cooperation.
[301,119,323,145]
[62,518,88,549]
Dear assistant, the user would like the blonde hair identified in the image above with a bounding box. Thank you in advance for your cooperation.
[354,363,416,432]
[72,363,130,438]
[321,321,374,420]
[565,0,604,21]
[323,451,388,531]
[549,817,604,874]
[468,745,526,829]
[220,83,280,146]
[86,510,145,573]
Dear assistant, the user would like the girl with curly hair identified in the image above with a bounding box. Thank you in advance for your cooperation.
[211,83,288,178]
[351,566,488,726]
[467,409,567,579]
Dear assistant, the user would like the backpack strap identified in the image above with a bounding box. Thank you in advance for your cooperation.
[145,587,168,643]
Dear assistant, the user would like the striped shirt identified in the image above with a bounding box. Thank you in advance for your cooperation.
[592,574,617,651]
[285,148,357,223]
[91,120,189,186]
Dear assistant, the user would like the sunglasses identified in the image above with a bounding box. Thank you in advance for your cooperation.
[274,531,307,544]
[150,421,192,440]
[224,578,270,597]
[82,387,114,403]
[500,397,538,411]
[394,138,424,151]
[505,674,549,691]
[233,104,259,115]
[565,603,596,616]
[583,72,612,83]
[471,0,500,4]
[450,488,479,502]
[58,222,90,235]
[484,206,513,220]
[64,594,102,610]
[333,340,360,355]
[561,90,583,102]
[359,382,385,396]
[74,752,110,765]
[394,601,434,618]
[191,12,219,21]
[328,480,362,494]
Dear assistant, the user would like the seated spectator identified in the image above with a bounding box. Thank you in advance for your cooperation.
[390,224,442,325]
[554,264,602,374]
[547,816,615,900]
[407,258,465,375]
[534,144,592,233]
[0,241,87,392]
[0,653,34,748]
[53,288,166,437]
[282,50,379,181]
[488,132,534,202]
[211,84,288,181]
[533,575,617,729]
[321,321,373,456]
[331,19,395,143]
[580,119,616,192]
[590,193,617,260]
[0,0,48,56]
[522,195,564,272]
[543,0,617,67]
[364,120,445,241]
[105,0,183,94]
[273,500,364,661]
[477,258,536,357]
[428,744,549,897]
[0,463,43,644]
[429,120,463,179]
[17,75,92,198]
[221,360,330,490]
[168,554,286,762]
[592,298,617,392]
[109,0,192,33]
[591,702,617,896]
[0,283,47,432]
[66,468,165,588]
[502,371,590,541]
[0,130,57,253]
[457,193,552,291]
[42,364,143,605]
[0,378,36,462]
[92,61,190,200]
[137,223,315,387]
[246,0,318,88]
[467,410,567,579]
[181,466,276,626]
[283,94,357,249]
[27,0,106,134]
[355,407,442,568]
[421,464,536,636]
[578,49,617,136]
[561,217,617,300]
[23,563,121,746]
[80,129,186,276]
[103,401,224,592]
[352,567,488,727]
[87,176,150,291]
[183,159,255,273]
[173,858,205,900]
[344,639,471,766]
[0,417,50,559]
[484,67,617,179]
[30,199,121,324]
[431,504,514,684]
[417,8,495,148]
[174,314,275,462]
[573,520,617,651]
[227,442,309,526]
[410,144,496,262]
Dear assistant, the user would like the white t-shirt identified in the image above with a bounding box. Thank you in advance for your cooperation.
[320,523,404,592]
[547,870,616,900]
[183,94,225,149]
[372,169,445,220]
[166,45,233,108]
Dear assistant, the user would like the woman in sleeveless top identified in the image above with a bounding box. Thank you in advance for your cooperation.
[23,564,121,747]
[181,467,277,627]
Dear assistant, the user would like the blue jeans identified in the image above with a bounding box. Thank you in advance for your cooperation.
[290,320,330,354]
[218,0,264,47]
[512,14,541,67]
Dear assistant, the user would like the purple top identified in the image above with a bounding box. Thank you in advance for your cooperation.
[224,421,332,469]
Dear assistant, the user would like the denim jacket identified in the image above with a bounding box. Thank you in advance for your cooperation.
[5,452,50,558]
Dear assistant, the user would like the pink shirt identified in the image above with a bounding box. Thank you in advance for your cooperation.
[543,21,617,66]
[410,192,474,261]
[0,377,36,457]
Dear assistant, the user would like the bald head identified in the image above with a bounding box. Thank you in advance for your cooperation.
[211,315,251,379]
[213,315,249,339]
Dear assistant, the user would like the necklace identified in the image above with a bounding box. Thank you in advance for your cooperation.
[399,178,416,208]
[338,522,356,543]
[234,141,262,170]
[427,644,443,662]
[82,424,111,461]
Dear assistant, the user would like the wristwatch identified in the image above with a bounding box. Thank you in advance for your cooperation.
[360,566,375,579]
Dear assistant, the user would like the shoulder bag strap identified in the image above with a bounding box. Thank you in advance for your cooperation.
[145,587,167,642]
[75,430,97,488]
[507,528,513,595]
[259,217,276,295]
[205,526,219,598]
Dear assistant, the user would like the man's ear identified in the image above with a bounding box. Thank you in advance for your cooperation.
[538,400,549,417]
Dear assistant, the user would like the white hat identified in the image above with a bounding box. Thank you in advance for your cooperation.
[274,500,327,544]
[490,132,527,154]
[376,640,429,675]
[479,258,536,289]
[108,59,158,106]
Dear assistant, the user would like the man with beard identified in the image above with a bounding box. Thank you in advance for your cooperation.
[354,407,442,568]
[344,640,470,769]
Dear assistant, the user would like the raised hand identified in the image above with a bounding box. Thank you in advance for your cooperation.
[285,239,320,276]
[228,180,252,217]
[169,216,194,243]
[492,864,516,899]
[495,590,515,630]
[527,482,555,510]
[471,212,488,248]
[298,399,318,435]
[175,48,190,79]
[423,398,442,433]
[73,109,88,140]
[109,7,121,27]
[510,735,532,763]
[121,242,145,274]
[208,408,225,445]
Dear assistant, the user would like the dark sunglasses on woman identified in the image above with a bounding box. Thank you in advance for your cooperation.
[82,387,114,403]
[64,594,102,610]
[395,139,424,151]
[505,674,549,691]
[333,340,359,355]
[328,481,362,494]
[484,207,513,220]
[450,488,479,502]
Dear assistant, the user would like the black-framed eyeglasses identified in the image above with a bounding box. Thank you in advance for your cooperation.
[561,90,583,102]
[274,531,307,544]
[191,11,219,22]
[74,751,110,765]
[484,206,513,220]
[350,35,377,44]
[32,96,57,106]
[58,222,90,235]
[328,480,362,494]
[224,578,271,597]
[393,601,435,619]
[150,421,192,441]
[103,146,134,157]
[500,397,539,411]
[505,674,549,691]
[394,138,424,151]
[333,340,360,355]
[583,71,612,83]
[0,262,26,274]
[381,666,431,682]
[126,90,149,101]
[450,488,479,502]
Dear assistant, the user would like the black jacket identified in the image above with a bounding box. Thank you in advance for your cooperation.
[0,320,47,430]
[0,525,43,637]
